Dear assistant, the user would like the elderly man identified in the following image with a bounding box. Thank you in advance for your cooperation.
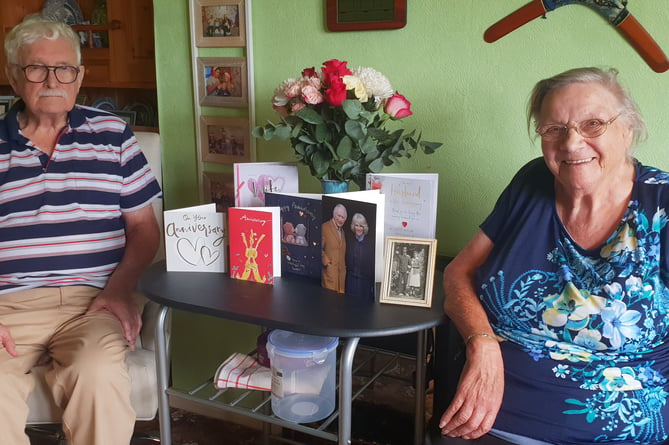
[0,15,161,445]
[322,203,347,292]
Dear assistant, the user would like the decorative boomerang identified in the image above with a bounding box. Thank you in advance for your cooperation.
[484,0,669,73]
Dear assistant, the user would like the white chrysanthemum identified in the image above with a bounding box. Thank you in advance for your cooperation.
[352,67,394,105]
[272,78,297,106]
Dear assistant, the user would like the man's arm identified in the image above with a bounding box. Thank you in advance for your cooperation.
[87,204,160,350]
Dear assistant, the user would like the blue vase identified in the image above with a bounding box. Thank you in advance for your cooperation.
[321,179,349,194]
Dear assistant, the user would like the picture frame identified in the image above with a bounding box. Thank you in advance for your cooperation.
[379,236,438,308]
[202,171,236,213]
[0,96,17,115]
[196,57,248,108]
[326,0,407,32]
[191,0,246,47]
[199,116,250,164]
[110,109,137,126]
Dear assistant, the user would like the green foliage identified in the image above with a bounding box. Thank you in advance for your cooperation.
[253,99,442,189]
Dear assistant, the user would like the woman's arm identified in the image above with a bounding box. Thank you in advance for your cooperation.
[439,229,505,439]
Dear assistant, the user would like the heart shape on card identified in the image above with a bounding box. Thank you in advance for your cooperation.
[177,238,220,266]
[402,221,408,227]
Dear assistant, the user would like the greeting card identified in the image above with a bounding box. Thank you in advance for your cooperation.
[164,203,226,272]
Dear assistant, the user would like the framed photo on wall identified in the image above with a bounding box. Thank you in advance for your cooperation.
[196,57,248,108]
[191,0,246,47]
[200,116,250,164]
[203,171,236,212]
[379,236,437,308]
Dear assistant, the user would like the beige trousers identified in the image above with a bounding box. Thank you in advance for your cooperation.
[0,286,135,445]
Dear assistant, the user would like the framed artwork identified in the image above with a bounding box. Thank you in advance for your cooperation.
[111,109,137,126]
[191,0,246,47]
[379,236,437,308]
[326,0,407,32]
[196,57,248,108]
[200,116,250,164]
[0,96,17,115]
[203,171,236,213]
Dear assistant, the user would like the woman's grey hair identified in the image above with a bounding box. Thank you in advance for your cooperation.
[527,67,647,147]
[5,14,82,66]
[350,213,369,235]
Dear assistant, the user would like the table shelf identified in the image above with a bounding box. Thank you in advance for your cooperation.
[165,344,416,443]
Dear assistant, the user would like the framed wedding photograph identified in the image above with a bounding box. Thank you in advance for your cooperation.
[191,0,246,47]
[199,116,250,164]
[202,171,236,212]
[196,57,248,108]
[379,236,438,308]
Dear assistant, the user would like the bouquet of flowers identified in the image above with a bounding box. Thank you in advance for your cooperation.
[253,59,442,189]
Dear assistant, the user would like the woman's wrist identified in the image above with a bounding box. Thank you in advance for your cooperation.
[465,333,497,347]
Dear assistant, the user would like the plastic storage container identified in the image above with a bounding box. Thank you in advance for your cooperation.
[267,330,339,423]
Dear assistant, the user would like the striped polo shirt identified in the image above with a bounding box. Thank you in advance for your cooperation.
[0,102,162,295]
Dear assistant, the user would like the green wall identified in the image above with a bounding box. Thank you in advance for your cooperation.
[153,1,669,387]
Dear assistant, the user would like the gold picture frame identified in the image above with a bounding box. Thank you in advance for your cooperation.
[191,0,246,47]
[203,171,236,213]
[379,236,437,308]
[199,115,250,164]
[196,57,248,108]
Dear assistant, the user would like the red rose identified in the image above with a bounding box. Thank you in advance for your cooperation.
[384,93,413,119]
[324,75,348,106]
[321,59,351,84]
[301,67,317,78]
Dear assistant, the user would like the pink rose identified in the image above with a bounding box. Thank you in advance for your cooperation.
[301,84,324,105]
[284,80,301,98]
[290,101,306,113]
[385,93,412,119]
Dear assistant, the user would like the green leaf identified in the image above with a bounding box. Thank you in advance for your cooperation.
[273,125,292,139]
[368,157,384,172]
[360,137,377,155]
[315,123,328,143]
[336,136,353,159]
[298,134,317,144]
[420,141,443,153]
[342,100,363,119]
[312,151,330,176]
[344,119,366,142]
[296,107,324,124]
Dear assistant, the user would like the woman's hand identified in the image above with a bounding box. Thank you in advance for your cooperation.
[438,337,504,439]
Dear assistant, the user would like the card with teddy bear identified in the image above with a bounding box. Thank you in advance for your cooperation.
[264,192,322,280]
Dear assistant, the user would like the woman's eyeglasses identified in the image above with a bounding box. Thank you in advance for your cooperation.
[536,114,621,141]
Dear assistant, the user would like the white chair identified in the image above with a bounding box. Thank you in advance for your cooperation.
[26,131,164,442]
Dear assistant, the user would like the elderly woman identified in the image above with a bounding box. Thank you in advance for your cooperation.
[345,212,375,300]
[439,67,669,444]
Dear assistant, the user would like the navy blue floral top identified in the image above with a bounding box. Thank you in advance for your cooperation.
[478,158,669,444]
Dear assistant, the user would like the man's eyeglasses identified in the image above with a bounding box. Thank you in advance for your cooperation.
[15,64,80,84]
[536,114,621,142]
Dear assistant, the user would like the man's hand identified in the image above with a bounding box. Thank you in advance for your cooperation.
[0,323,18,357]
[87,291,142,351]
[439,338,504,439]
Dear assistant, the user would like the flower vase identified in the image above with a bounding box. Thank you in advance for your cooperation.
[321,179,349,194]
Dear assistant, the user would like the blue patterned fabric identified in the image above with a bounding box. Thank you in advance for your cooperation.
[478,157,669,444]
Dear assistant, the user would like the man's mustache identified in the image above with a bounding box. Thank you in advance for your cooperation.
[38,91,67,98]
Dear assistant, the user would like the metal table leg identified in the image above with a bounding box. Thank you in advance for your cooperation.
[338,337,359,445]
[155,305,172,445]
[414,329,427,445]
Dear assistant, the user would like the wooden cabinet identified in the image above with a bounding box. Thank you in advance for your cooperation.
[0,0,156,124]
